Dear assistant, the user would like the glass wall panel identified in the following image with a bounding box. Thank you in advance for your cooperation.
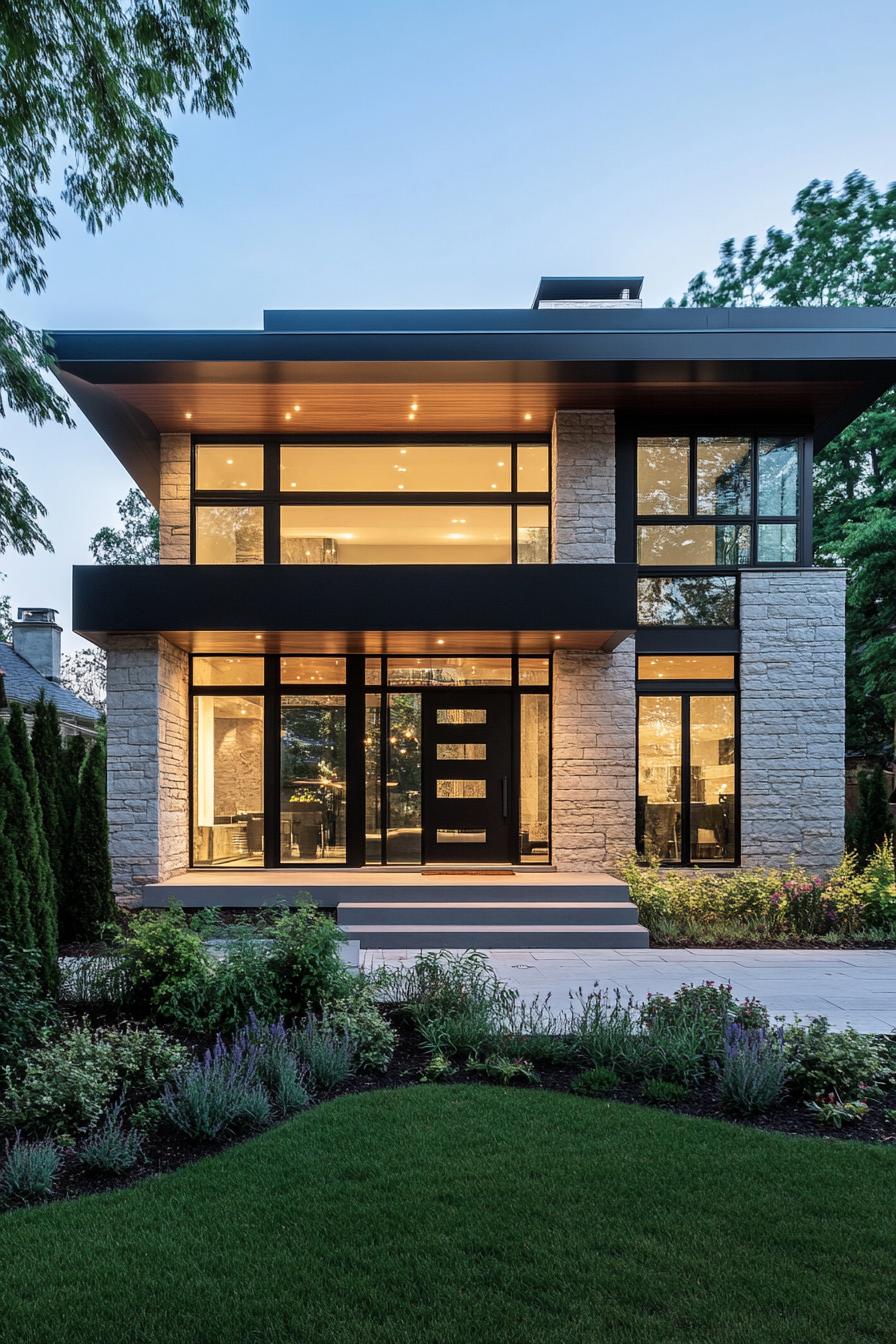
[517,505,549,562]
[387,657,512,686]
[365,693,382,862]
[195,444,264,491]
[280,656,346,684]
[517,443,550,493]
[637,696,682,863]
[757,523,797,564]
[387,693,421,863]
[519,658,550,685]
[689,695,736,864]
[637,576,737,627]
[519,693,549,863]
[637,524,750,566]
[280,694,346,863]
[637,655,735,681]
[195,506,264,564]
[637,437,690,515]
[696,437,752,515]
[192,656,264,686]
[365,658,383,685]
[758,437,799,515]
[280,505,511,564]
[192,695,264,866]
[280,444,511,493]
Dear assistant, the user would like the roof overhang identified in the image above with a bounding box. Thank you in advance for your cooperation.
[51,306,896,505]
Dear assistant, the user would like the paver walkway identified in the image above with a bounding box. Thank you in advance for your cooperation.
[361,947,896,1032]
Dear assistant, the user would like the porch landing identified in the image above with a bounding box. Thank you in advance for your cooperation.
[139,869,650,949]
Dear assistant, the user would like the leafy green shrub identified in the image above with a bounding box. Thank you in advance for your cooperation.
[118,907,213,1030]
[806,1091,869,1127]
[374,949,516,1022]
[1,1136,59,1205]
[568,989,646,1075]
[784,1018,894,1100]
[570,1066,620,1096]
[417,1004,499,1060]
[211,925,280,1033]
[467,1055,538,1085]
[420,1052,454,1083]
[1,1023,189,1136]
[639,1078,690,1106]
[846,764,894,864]
[0,942,53,1075]
[493,995,577,1066]
[79,1102,143,1173]
[289,1015,355,1092]
[267,905,351,1015]
[853,838,896,929]
[160,1035,271,1140]
[716,1023,788,1115]
[324,984,396,1072]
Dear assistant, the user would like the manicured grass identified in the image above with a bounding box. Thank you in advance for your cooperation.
[1,1086,894,1344]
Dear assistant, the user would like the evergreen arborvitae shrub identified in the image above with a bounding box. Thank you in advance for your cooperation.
[0,731,36,950]
[30,694,64,895]
[69,741,116,941]
[846,763,895,864]
[5,707,58,989]
[58,735,88,943]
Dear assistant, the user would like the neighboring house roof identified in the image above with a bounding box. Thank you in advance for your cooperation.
[0,642,101,723]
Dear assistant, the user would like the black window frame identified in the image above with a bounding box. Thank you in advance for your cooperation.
[189,435,552,567]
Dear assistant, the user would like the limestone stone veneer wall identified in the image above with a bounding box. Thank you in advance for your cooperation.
[740,568,846,871]
[550,410,635,869]
[159,433,191,563]
[106,635,189,899]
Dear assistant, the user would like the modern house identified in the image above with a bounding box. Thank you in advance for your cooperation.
[1,606,101,738]
[56,278,896,947]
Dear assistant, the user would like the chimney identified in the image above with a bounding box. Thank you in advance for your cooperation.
[532,276,644,310]
[11,607,62,682]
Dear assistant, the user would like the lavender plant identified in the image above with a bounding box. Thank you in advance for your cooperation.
[79,1101,143,1174]
[716,1022,788,1115]
[290,1015,355,1092]
[1,1136,59,1204]
[160,1033,271,1140]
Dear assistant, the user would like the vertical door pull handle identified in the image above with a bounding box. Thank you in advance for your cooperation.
[501,776,509,818]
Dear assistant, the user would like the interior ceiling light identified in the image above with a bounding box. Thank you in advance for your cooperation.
[399,448,407,455]
[410,401,419,411]
[408,412,416,421]
[293,403,301,411]
[523,412,532,421]
[184,411,192,420]
[436,638,445,645]
[553,633,562,641]
[284,412,292,421]
[226,457,234,465]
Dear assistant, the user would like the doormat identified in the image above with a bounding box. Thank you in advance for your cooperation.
[422,869,516,877]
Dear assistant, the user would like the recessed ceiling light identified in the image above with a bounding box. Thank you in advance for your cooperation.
[490,483,497,489]
[238,481,247,487]
[254,634,262,641]
[285,412,292,421]
[410,401,419,411]
[436,638,445,645]
[399,448,407,455]
[523,412,532,421]
[398,484,405,490]
[184,411,192,421]
[408,413,416,421]
[226,457,234,465]
[290,481,297,487]
[293,403,301,412]
[553,633,562,641]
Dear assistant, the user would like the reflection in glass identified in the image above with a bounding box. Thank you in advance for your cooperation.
[280,505,512,564]
[192,656,264,686]
[519,693,549,863]
[387,693,421,863]
[637,696,682,863]
[280,657,346,684]
[517,443,550,493]
[280,444,512,493]
[365,658,383,685]
[192,695,264,866]
[280,695,346,863]
[689,695,736,864]
[436,708,486,724]
[365,693,382,862]
[195,444,264,491]
[637,655,735,681]
[436,779,487,799]
[195,506,264,564]
[387,658,511,686]
[758,437,799,516]
[437,742,487,760]
[519,658,550,686]
[637,437,690,515]
[696,437,752,515]
[637,576,737,627]
[757,523,797,564]
[637,524,751,566]
[517,504,549,562]
[437,829,486,843]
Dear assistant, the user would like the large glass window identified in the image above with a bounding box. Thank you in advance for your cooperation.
[281,505,512,564]
[757,437,799,515]
[689,695,736,864]
[195,506,264,564]
[517,505,549,562]
[519,694,549,863]
[386,658,512,686]
[195,444,264,491]
[637,655,736,680]
[517,443,550,493]
[280,694,346,864]
[637,696,683,864]
[637,576,737,626]
[280,444,512,493]
[192,656,264,686]
[637,437,690,515]
[192,695,264,866]
[387,692,422,863]
[637,524,751,567]
[696,437,752,515]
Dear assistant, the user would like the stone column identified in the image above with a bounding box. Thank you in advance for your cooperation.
[105,635,189,899]
[159,433,191,564]
[550,410,635,870]
[739,568,846,871]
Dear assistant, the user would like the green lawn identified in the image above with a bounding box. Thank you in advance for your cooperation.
[1,1086,893,1344]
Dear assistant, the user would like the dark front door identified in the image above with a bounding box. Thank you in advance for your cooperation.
[422,690,513,863]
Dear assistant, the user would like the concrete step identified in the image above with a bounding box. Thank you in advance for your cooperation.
[338,923,651,949]
[338,880,634,904]
[337,901,643,926]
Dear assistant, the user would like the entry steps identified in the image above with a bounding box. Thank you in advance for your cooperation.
[336,876,649,949]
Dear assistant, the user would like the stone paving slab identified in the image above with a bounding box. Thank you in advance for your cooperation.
[361,947,896,1032]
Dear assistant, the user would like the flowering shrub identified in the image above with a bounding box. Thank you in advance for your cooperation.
[783,1018,894,1100]
[716,1023,788,1115]
[160,1033,271,1140]
[806,1091,870,1127]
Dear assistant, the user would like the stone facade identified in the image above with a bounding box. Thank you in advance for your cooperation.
[740,568,846,871]
[550,410,633,869]
[159,433,191,564]
[106,635,189,898]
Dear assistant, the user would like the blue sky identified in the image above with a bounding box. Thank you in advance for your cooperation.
[4,0,896,647]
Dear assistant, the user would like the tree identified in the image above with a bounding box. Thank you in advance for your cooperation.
[0,728,35,949]
[60,648,107,713]
[57,733,87,941]
[69,741,116,940]
[669,171,896,753]
[846,763,894,864]
[89,489,160,565]
[30,692,63,895]
[4,705,57,987]
[0,2,250,557]
[0,576,10,641]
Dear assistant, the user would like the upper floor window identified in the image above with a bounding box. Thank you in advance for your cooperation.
[636,435,800,567]
[192,439,550,565]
